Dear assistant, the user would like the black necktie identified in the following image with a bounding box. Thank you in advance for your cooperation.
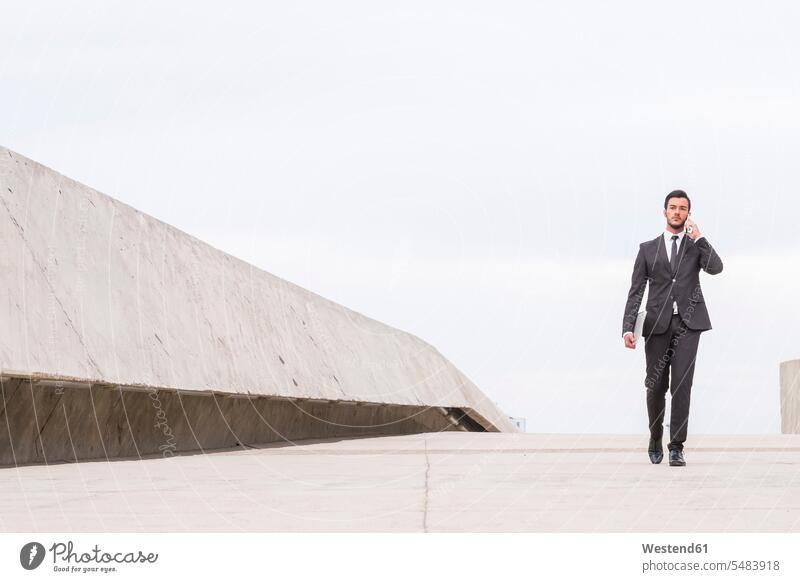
[670,235,679,274]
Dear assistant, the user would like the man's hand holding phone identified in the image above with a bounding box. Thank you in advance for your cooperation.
[686,217,702,240]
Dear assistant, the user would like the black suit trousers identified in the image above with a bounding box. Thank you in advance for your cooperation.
[643,313,702,451]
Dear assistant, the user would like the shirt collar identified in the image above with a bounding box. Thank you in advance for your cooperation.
[663,230,686,243]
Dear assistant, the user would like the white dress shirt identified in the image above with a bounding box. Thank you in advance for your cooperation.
[663,230,686,314]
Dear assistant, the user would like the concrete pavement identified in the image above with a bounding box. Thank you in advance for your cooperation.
[2,432,800,532]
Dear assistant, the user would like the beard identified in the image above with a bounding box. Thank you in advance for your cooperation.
[669,216,687,229]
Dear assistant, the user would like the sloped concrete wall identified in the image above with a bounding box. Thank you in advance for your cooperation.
[781,359,800,434]
[0,146,515,464]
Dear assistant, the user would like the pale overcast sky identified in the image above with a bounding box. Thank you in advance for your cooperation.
[2,1,799,433]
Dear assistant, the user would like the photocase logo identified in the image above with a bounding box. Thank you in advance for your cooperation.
[20,542,46,570]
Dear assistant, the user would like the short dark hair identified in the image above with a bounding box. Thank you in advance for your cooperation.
[664,190,691,212]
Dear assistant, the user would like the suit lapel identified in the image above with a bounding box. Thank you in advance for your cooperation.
[673,234,693,276]
[650,234,667,276]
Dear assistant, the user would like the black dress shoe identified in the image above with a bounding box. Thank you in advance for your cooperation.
[648,438,663,464]
[669,449,686,466]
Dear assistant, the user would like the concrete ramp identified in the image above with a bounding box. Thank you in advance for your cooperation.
[0,146,516,465]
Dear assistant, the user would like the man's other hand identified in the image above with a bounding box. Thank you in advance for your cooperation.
[623,332,636,349]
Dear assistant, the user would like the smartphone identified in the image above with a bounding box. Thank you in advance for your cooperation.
[686,215,694,234]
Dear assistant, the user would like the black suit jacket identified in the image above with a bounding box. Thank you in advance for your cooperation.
[622,234,723,338]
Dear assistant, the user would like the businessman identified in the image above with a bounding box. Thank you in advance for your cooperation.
[622,190,723,466]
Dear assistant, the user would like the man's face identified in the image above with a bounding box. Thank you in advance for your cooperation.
[663,197,690,230]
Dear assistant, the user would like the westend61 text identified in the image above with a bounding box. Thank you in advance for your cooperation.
[50,541,159,564]
[642,543,708,554]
